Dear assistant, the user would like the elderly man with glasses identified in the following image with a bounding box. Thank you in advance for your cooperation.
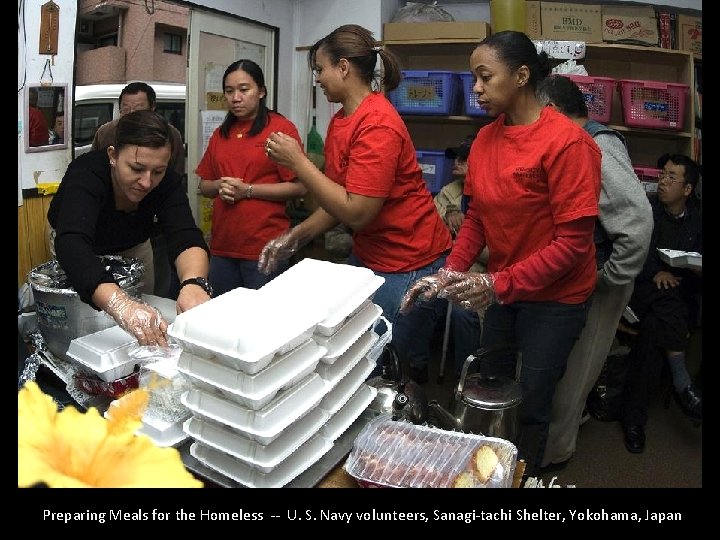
[620,153,702,454]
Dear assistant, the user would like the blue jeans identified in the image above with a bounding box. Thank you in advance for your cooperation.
[209,256,287,296]
[347,252,448,371]
[478,301,589,476]
[451,307,482,377]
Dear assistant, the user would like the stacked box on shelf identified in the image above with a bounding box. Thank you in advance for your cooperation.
[563,74,615,124]
[416,150,453,193]
[618,80,689,131]
[634,167,661,194]
[458,72,489,117]
[389,70,461,115]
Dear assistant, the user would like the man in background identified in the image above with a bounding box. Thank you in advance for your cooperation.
[536,75,653,464]
[619,153,702,453]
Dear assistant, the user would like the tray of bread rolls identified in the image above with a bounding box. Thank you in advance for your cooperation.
[344,414,517,488]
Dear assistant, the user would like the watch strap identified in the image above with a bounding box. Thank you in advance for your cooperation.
[179,277,213,297]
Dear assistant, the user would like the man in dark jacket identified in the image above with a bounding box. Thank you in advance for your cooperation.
[621,154,702,454]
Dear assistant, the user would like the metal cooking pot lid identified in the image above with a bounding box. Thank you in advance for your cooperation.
[461,375,522,409]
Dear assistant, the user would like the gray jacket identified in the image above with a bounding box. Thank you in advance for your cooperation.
[591,129,653,286]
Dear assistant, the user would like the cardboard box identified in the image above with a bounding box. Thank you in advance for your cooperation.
[602,5,658,46]
[541,2,602,43]
[677,15,702,58]
[526,1,542,39]
[383,21,490,43]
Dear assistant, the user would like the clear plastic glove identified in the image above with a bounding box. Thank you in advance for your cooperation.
[258,227,308,275]
[400,267,464,314]
[442,272,497,312]
[106,289,169,347]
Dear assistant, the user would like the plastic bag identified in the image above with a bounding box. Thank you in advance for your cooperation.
[392,2,455,23]
[552,59,588,75]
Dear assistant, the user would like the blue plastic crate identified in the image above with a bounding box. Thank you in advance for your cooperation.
[389,71,460,115]
[459,72,489,117]
[416,150,453,193]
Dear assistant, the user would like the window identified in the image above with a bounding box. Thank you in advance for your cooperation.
[73,102,113,148]
[97,34,118,48]
[164,33,182,55]
[155,102,186,143]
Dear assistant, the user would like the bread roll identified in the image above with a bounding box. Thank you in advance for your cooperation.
[472,445,499,484]
[452,471,476,488]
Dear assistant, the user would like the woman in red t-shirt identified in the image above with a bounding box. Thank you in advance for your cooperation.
[259,24,452,383]
[402,31,602,478]
[197,59,306,295]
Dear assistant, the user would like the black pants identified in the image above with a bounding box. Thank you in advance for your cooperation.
[621,281,690,426]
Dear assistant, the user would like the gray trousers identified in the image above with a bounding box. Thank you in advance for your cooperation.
[543,278,635,466]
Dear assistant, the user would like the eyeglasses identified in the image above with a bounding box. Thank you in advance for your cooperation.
[658,172,686,186]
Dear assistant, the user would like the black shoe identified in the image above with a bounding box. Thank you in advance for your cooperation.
[675,384,702,420]
[623,424,645,454]
[409,365,429,384]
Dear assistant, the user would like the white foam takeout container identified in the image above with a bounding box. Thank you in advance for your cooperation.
[261,258,385,337]
[320,384,377,442]
[315,329,377,387]
[66,325,138,382]
[104,400,189,447]
[176,339,326,410]
[190,435,333,488]
[314,302,382,362]
[180,372,329,445]
[319,355,376,416]
[168,287,326,374]
[657,248,702,270]
[183,405,329,474]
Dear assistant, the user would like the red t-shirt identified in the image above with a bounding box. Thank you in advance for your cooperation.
[29,106,49,147]
[449,106,601,304]
[324,92,452,272]
[195,113,301,260]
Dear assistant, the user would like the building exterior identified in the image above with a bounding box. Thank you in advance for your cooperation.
[75,0,188,85]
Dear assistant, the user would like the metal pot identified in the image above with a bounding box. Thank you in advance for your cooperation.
[366,344,428,424]
[28,256,144,361]
[429,343,522,443]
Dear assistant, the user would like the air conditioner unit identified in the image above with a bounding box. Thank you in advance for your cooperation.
[78,20,94,36]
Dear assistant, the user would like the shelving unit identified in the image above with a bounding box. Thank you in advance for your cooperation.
[382,40,494,150]
[582,43,696,167]
[383,40,697,170]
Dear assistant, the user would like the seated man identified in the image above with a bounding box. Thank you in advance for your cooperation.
[620,154,702,454]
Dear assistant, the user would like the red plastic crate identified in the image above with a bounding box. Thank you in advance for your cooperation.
[634,167,661,194]
[618,80,689,130]
[564,74,615,124]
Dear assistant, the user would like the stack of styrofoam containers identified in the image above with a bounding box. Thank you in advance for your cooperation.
[170,259,385,488]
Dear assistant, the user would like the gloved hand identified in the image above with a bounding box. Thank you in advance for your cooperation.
[258,227,309,275]
[442,272,497,312]
[106,289,169,347]
[400,267,465,314]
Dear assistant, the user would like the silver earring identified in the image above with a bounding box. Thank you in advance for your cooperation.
[110,160,115,166]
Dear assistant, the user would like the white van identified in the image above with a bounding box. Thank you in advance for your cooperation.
[73,82,186,156]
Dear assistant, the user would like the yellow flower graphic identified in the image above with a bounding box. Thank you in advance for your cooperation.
[18,381,202,488]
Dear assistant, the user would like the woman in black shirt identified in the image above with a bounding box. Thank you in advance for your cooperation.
[48,110,211,346]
